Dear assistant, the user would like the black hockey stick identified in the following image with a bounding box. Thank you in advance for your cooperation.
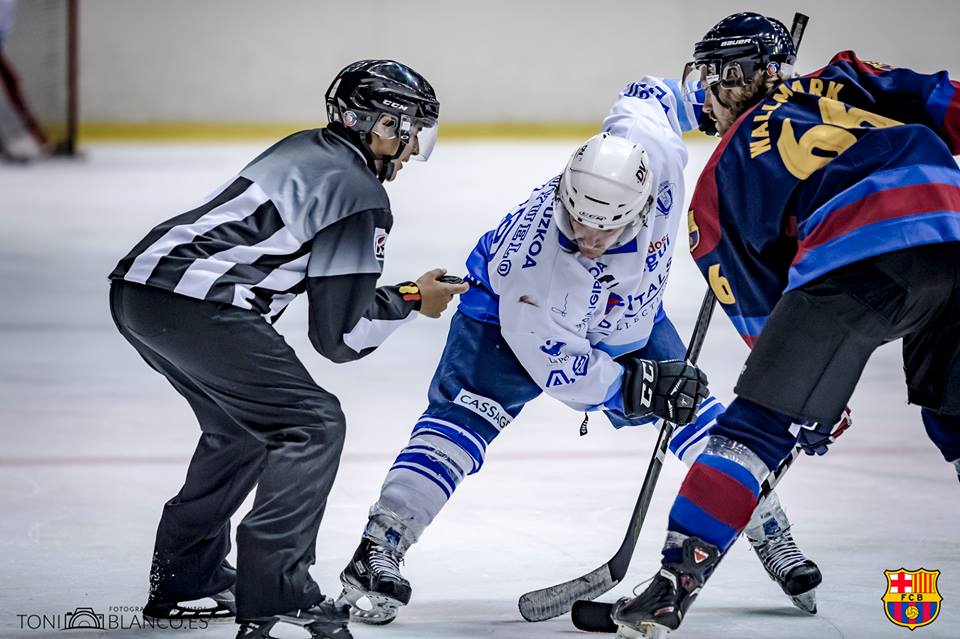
[518,289,717,622]
[571,444,805,633]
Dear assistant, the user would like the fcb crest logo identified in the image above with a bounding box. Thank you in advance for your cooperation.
[882,568,942,630]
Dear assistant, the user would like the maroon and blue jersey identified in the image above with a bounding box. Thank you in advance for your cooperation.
[688,51,960,346]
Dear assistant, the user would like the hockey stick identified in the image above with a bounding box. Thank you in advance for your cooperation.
[571,443,804,633]
[518,289,717,622]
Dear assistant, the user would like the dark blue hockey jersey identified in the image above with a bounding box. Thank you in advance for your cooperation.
[688,51,960,345]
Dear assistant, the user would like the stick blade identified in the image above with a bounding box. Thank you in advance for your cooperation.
[518,565,617,622]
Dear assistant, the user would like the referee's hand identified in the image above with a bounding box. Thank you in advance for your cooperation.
[416,268,469,318]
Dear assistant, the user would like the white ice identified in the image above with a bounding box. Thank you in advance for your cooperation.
[1,141,958,639]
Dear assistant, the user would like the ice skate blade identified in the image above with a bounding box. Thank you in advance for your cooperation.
[143,595,235,621]
[337,585,401,626]
[615,622,669,639]
[236,617,351,639]
[790,590,817,615]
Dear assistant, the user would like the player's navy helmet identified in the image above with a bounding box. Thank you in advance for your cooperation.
[681,13,797,135]
[326,59,440,179]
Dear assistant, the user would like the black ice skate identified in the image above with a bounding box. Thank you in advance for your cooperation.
[611,537,720,638]
[746,523,822,614]
[235,599,351,639]
[338,538,411,625]
[142,588,236,620]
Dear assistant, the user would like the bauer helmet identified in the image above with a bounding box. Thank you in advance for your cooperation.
[556,133,655,249]
[681,12,796,135]
[325,59,440,181]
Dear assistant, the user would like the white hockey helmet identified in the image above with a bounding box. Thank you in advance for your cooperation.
[556,132,655,247]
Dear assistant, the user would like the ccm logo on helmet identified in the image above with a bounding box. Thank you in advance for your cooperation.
[383,99,409,112]
[578,211,606,221]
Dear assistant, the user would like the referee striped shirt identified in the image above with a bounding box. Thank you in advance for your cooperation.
[110,129,390,323]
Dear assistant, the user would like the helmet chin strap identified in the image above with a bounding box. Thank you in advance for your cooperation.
[710,83,732,109]
[377,157,395,182]
[372,119,415,183]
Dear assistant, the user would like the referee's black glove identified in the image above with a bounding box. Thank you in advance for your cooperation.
[621,358,708,425]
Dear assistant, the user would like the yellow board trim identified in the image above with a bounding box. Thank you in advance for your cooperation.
[75,121,710,143]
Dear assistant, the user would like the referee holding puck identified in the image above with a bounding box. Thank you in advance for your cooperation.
[108,60,467,639]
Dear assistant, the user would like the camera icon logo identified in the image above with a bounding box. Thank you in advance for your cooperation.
[63,607,104,630]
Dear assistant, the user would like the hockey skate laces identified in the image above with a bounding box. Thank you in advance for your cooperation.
[631,575,655,597]
[754,529,808,578]
[368,545,405,581]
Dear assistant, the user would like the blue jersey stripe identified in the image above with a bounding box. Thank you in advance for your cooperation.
[728,314,768,338]
[788,212,960,290]
[799,164,960,240]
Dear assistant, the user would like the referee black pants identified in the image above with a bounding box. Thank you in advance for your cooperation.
[109,281,346,619]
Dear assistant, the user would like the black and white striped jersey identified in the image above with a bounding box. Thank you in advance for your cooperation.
[111,127,424,362]
[111,129,391,323]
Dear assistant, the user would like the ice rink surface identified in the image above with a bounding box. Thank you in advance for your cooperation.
[1,140,958,639]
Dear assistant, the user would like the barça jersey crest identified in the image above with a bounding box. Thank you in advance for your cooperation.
[882,568,942,630]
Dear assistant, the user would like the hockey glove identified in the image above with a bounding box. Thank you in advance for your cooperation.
[621,358,708,425]
[797,406,852,456]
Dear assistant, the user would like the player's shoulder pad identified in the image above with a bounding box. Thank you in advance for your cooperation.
[826,50,896,75]
[241,129,389,239]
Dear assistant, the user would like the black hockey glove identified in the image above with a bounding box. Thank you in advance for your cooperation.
[621,358,708,425]
[797,406,852,455]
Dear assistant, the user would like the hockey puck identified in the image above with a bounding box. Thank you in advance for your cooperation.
[571,600,618,633]
[437,275,465,285]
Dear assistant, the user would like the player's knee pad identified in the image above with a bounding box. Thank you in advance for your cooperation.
[669,395,724,466]
[921,408,960,463]
[668,435,768,552]
[712,398,795,471]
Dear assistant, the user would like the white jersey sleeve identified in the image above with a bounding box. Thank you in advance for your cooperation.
[586,77,690,357]
[603,77,699,138]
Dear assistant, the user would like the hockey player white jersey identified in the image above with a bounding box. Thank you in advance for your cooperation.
[459,77,697,412]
